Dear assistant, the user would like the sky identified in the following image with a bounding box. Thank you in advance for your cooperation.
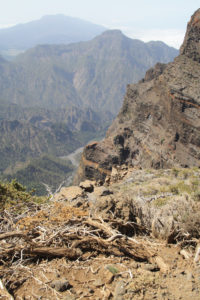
[0,0,199,48]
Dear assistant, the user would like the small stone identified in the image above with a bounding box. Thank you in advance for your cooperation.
[72,198,85,207]
[64,295,76,300]
[93,186,113,197]
[111,167,119,182]
[141,263,159,272]
[104,269,114,284]
[180,271,186,275]
[105,176,110,184]
[186,272,194,280]
[76,290,83,295]
[102,288,112,299]
[113,281,126,300]
[121,171,128,177]
[93,278,103,287]
[50,280,72,292]
[80,180,95,192]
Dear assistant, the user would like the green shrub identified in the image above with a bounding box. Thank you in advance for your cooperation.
[172,168,179,177]
[0,180,48,212]
[153,197,168,207]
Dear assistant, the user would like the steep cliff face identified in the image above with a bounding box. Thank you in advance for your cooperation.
[75,9,200,183]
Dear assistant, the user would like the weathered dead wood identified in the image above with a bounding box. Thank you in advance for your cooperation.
[83,218,115,237]
[44,233,82,246]
[78,218,157,261]
[72,236,123,256]
[72,234,154,261]
[110,219,149,234]
[180,249,192,260]
[116,238,154,261]
[0,214,170,273]
[106,234,124,242]
[26,247,82,259]
[64,233,82,240]
[0,246,24,256]
[194,245,200,263]
[0,231,26,241]
[1,246,82,260]
[72,236,110,249]
[0,279,14,300]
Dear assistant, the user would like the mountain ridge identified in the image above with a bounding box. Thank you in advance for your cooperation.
[0,30,178,115]
[0,14,106,56]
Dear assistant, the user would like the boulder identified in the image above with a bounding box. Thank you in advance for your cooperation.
[54,186,83,201]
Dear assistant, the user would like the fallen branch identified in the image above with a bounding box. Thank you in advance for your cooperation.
[72,234,155,261]
[83,218,116,237]
[1,246,82,260]
[0,231,26,241]
[28,247,82,259]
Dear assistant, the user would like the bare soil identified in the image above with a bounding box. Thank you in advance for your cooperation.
[1,168,200,299]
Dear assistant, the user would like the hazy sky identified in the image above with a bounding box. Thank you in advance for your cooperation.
[0,0,199,48]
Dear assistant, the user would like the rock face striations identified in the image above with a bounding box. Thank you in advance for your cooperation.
[75,9,200,183]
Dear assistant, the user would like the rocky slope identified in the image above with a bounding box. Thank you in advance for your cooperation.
[76,9,200,183]
[0,102,108,192]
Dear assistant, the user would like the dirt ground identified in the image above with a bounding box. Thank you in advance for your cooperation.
[1,168,200,299]
[2,241,200,300]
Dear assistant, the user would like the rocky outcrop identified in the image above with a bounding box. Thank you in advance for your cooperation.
[180,9,200,62]
[76,9,200,183]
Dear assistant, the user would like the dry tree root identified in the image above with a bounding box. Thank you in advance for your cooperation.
[0,231,26,240]
[0,206,170,298]
[0,222,169,272]
[26,246,82,259]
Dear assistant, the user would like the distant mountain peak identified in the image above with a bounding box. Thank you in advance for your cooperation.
[101,29,123,35]
[93,29,134,46]
[41,14,68,19]
[0,15,106,55]
[39,14,105,26]
[99,29,130,40]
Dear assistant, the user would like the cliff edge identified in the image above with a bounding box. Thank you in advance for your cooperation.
[75,9,200,183]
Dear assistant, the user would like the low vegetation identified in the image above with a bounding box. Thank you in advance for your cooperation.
[3,155,75,196]
[0,179,48,212]
[112,167,200,241]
